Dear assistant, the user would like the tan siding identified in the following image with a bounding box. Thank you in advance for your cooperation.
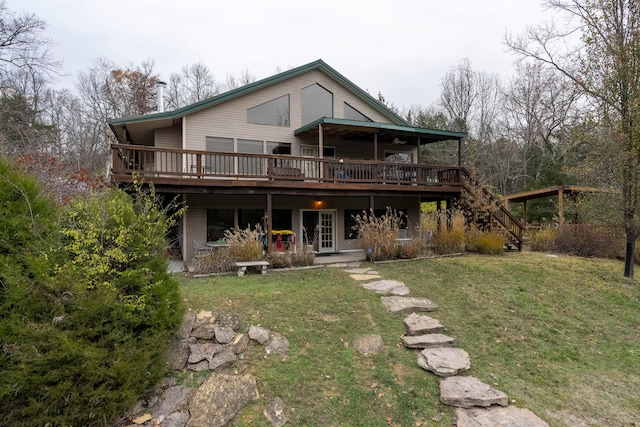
[155,127,182,172]
[183,70,394,157]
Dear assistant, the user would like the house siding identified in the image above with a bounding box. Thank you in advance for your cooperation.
[182,193,419,260]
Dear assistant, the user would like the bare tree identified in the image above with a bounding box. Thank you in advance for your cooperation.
[507,0,640,277]
[165,62,220,110]
[439,58,476,134]
[0,0,59,79]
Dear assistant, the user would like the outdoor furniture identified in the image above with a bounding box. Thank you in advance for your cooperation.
[193,240,211,257]
[235,260,269,276]
[206,241,230,249]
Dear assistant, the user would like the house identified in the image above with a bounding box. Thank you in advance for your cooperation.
[108,59,522,261]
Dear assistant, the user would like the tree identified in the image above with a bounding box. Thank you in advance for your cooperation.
[0,0,58,79]
[507,0,640,277]
[165,62,220,110]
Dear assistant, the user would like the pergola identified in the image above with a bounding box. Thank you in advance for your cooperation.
[501,185,602,226]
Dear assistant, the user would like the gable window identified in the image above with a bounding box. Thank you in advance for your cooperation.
[301,83,333,125]
[247,94,290,126]
[344,102,372,122]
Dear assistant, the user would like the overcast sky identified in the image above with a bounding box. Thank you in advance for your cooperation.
[15,0,550,109]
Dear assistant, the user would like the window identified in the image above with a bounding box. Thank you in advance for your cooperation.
[239,209,264,230]
[344,102,371,122]
[322,146,335,158]
[272,209,292,230]
[238,139,263,175]
[267,141,291,155]
[385,151,413,163]
[301,83,333,125]
[247,95,290,126]
[205,137,234,173]
[207,209,234,241]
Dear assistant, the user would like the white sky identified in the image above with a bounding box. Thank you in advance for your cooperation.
[15,0,550,109]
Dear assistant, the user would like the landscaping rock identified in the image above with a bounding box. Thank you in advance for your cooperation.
[263,397,287,427]
[214,326,236,344]
[186,373,259,427]
[353,334,385,355]
[265,333,289,356]
[439,376,508,408]
[417,347,470,377]
[403,313,446,335]
[249,325,271,344]
[350,274,382,281]
[152,386,191,419]
[381,296,438,314]
[177,312,197,339]
[402,333,456,349]
[188,343,224,364]
[208,349,237,370]
[164,337,191,371]
[217,313,243,331]
[191,324,216,340]
[230,333,250,354]
[161,411,190,427]
[455,406,549,427]
[362,279,410,295]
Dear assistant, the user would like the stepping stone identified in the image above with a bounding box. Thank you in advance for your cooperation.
[352,334,384,355]
[403,333,456,349]
[381,296,438,314]
[403,313,446,335]
[439,376,508,408]
[362,279,410,295]
[417,347,470,377]
[455,406,549,427]
[343,268,372,274]
[350,274,382,281]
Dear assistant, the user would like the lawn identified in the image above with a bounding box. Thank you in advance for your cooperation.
[176,252,640,426]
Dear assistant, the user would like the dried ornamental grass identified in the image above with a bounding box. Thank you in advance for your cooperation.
[224,225,264,261]
[352,207,404,261]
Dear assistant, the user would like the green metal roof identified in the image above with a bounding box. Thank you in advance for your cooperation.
[295,117,467,141]
[108,59,410,127]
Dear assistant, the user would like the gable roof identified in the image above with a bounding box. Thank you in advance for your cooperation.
[108,59,409,127]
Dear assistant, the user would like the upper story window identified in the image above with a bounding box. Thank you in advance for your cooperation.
[301,83,333,125]
[344,102,372,122]
[247,94,290,126]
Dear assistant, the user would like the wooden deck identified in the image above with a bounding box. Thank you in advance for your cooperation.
[111,144,464,194]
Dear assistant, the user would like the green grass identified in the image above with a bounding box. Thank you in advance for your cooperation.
[176,252,640,426]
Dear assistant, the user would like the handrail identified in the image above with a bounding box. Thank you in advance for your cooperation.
[459,168,524,249]
[110,143,465,187]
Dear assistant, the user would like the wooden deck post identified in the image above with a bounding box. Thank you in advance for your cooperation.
[266,193,272,252]
[558,187,564,225]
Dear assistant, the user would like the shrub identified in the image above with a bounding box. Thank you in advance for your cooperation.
[0,169,185,427]
[431,211,466,254]
[225,225,263,261]
[467,232,505,255]
[192,247,236,274]
[291,245,316,266]
[266,251,293,269]
[396,238,428,259]
[528,228,558,252]
[555,225,621,258]
[352,207,404,261]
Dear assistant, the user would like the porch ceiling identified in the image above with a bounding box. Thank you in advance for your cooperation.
[294,117,466,144]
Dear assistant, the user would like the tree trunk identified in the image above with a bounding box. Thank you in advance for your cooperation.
[624,238,635,278]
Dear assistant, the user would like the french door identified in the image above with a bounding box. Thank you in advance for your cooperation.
[301,210,336,253]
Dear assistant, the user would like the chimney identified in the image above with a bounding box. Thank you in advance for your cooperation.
[156,80,166,113]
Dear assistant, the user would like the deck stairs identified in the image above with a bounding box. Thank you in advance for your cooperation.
[456,169,524,251]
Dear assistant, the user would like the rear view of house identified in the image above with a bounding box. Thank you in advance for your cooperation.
[109,59,477,261]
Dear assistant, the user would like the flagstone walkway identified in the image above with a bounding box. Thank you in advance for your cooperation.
[346,266,549,427]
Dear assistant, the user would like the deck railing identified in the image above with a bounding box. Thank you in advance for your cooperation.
[111,144,463,187]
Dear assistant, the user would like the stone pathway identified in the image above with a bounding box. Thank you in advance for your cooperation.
[351,266,549,427]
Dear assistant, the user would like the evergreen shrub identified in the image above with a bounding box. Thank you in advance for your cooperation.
[0,166,184,427]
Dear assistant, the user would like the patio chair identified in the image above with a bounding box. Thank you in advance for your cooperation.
[192,240,211,257]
